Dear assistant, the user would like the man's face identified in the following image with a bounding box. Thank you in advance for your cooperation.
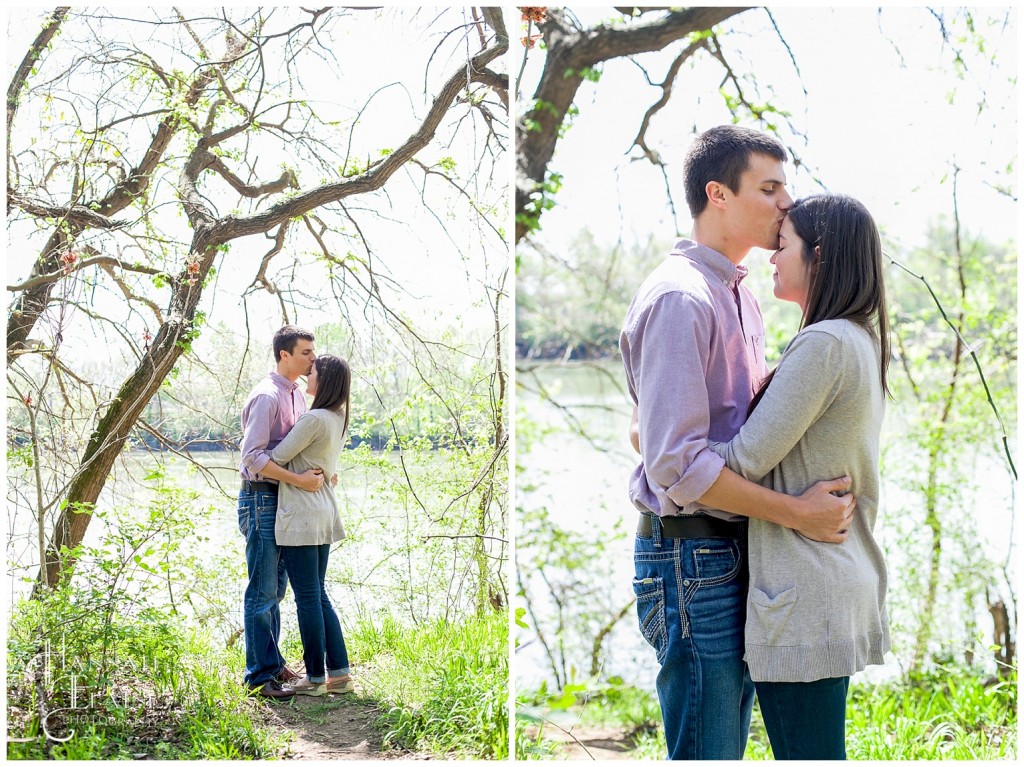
[724,153,793,252]
[279,339,316,381]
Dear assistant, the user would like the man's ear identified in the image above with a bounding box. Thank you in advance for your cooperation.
[705,180,728,209]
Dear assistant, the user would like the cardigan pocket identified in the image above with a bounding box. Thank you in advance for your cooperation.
[274,505,298,543]
[747,586,800,646]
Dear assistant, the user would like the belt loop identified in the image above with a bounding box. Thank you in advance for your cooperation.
[652,514,663,548]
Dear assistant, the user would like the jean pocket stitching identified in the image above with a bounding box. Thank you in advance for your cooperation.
[632,576,668,664]
[691,541,742,586]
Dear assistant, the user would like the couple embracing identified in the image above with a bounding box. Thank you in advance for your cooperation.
[237,326,355,700]
[623,126,890,760]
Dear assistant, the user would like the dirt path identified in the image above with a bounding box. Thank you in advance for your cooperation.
[259,690,416,761]
[527,724,639,760]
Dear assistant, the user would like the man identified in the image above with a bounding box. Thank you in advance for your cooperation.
[620,126,855,759]
[238,325,325,699]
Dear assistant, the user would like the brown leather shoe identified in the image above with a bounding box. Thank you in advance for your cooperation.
[250,680,295,700]
[275,666,301,684]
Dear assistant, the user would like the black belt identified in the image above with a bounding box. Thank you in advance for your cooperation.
[241,480,278,493]
[637,513,744,539]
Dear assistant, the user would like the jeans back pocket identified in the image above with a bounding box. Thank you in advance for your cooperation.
[632,575,668,664]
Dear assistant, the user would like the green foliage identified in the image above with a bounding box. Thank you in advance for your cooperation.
[516,504,630,688]
[881,221,1016,671]
[515,171,563,238]
[517,665,1016,760]
[516,231,666,360]
[347,611,509,758]
[843,666,1017,759]
[564,66,602,83]
[174,310,207,354]
[5,480,284,760]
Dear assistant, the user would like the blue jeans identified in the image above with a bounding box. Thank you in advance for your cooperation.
[632,515,754,760]
[755,676,850,760]
[238,487,289,687]
[280,543,350,682]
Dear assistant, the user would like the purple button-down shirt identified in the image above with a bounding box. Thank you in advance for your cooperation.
[620,239,767,521]
[239,371,308,481]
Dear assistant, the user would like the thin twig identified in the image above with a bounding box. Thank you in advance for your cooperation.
[886,252,1016,480]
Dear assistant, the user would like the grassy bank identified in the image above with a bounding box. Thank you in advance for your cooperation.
[6,590,284,759]
[517,665,1017,760]
[8,586,511,761]
[347,611,509,759]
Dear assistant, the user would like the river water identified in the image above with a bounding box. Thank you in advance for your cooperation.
[6,448,472,643]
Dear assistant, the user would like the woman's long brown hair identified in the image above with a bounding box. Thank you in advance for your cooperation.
[749,194,890,414]
[310,354,351,436]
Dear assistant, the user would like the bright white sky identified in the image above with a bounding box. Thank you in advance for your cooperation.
[516,6,1017,264]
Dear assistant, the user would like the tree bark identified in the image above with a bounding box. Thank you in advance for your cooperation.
[515,7,749,242]
[7,25,227,363]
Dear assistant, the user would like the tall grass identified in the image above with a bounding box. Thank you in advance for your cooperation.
[6,589,285,760]
[347,610,508,758]
[843,667,1016,759]
[517,665,1016,760]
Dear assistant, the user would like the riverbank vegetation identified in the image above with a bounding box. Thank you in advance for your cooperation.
[517,665,1016,760]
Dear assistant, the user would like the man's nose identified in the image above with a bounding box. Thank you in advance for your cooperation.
[779,190,794,210]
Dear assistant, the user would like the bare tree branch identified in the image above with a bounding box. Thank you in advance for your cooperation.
[516,7,749,242]
[7,7,70,175]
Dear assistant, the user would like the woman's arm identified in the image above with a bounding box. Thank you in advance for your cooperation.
[708,328,844,482]
[626,333,854,543]
[266,414,325,492]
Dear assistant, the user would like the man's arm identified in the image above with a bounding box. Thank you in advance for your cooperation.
[241,393,322,492]
[260,460,324,492]
[627,292,726,506]
[627,404,854,543]
[700,469,853,544]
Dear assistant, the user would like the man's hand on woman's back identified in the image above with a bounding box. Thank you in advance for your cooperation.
[793,476,855,543]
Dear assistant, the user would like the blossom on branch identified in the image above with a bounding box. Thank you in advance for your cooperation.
[520,8,547,24]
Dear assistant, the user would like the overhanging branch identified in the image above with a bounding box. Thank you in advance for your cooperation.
[192,37,507,253]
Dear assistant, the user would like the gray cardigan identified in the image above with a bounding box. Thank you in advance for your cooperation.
[270,408,347,547]
[709,319,890,683]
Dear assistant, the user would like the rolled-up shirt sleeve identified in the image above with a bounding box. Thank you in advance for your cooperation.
[628,290,726,507]
[240,393,278,477]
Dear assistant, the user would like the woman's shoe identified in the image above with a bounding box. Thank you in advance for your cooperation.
[326,676,355,694]
[291,677,327,696]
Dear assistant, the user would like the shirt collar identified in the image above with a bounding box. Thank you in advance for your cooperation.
[670,238,749,288]
[269,371,298,392]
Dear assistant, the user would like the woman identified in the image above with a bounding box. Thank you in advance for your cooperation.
[266,353,355,696]
[707,193,891,759]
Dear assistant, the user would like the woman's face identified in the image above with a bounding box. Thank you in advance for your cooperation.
[306,361,319,397]
[770,216,814,311]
